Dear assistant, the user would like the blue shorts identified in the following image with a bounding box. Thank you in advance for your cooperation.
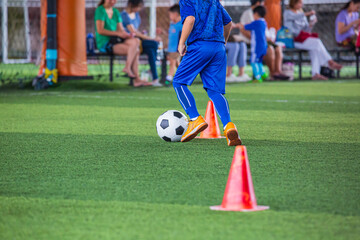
[173,41,227,94]
[250,48,267,64]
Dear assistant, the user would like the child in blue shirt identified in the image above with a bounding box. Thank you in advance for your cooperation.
[173,0,242,146]
[166,4,182,84]
[240,6,268,82]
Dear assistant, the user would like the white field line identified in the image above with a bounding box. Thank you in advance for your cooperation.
[0,92,359,105]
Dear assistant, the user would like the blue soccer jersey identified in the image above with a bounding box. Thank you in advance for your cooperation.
[179,0,232,45]
[244,19,268,62]
[168,21,183,53]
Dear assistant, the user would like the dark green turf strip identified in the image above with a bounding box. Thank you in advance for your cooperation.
[1,132,359,216]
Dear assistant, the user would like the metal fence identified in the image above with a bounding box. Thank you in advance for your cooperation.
[0,0,358,86]
[0,0,351,61]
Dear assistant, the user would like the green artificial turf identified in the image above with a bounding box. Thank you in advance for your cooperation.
[0,81,359,239]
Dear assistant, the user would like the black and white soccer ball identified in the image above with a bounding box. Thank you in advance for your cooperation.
[156,110,188,142]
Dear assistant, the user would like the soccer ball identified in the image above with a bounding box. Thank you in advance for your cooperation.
[156,110,188,142]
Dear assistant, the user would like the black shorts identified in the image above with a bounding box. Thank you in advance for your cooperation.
[105,36,124,54]
[267,41,278,49]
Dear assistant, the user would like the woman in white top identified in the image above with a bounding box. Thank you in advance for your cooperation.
[284,0,342,80]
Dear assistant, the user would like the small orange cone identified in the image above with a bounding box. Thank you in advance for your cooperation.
[199,101,223,139]
[210,146,269,212]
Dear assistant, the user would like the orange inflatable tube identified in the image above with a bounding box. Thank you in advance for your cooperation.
[265,0,282,31]
[57,0,87,76]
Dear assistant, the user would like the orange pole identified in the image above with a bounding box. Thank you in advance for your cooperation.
[57,0,88,76]
[38,0,47,75]
[265,0,282,31]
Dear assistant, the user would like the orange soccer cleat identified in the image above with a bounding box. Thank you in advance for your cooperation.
[181,115,208,142]
[224,122,242,146]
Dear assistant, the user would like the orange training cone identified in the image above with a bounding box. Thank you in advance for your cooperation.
[210,146,269,212]
[199,101,223,139]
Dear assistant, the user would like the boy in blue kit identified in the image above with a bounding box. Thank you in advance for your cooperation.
[173,0,242,146]
[240,6,268,82]
[166,4,182,84]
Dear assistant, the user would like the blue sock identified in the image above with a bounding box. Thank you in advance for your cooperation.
[251,63,261,80]
[173,82,199,119]
[258,63,265,76]
[206,89,231,127]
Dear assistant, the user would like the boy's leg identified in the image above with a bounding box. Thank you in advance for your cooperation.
[200,42,241,146]
[251,52,261,80]
[259,63,265,75]
[259,62,268,80]
[258,53,268,81]
[173,82,208,142]
[251,63,261,80]
[173,82,199,120]
[206,89,231,128]
[173,42,215,142]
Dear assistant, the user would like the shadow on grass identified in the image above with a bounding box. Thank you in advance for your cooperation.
[0,78,136,92]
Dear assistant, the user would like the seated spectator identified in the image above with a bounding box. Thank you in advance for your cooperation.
[121,0,163,87]
[166,4,182,85]
[95,0,150,87]
[335,0,360,48]
[237,0,289,81]
[225,26,251,83]
[239,6,268,82]
[284,0,342,80]
[264,27,289,80]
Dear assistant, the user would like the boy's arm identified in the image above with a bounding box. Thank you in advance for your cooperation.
[239,22,251,39]
[236,23,251,39]
[178,16,195,56]
[244,21,256,31]
[224,22,232,45]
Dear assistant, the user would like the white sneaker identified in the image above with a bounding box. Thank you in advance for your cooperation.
[166,75,173,81]
[235,74,252,82]
[226,74,237,83]
[152,80,163,87]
